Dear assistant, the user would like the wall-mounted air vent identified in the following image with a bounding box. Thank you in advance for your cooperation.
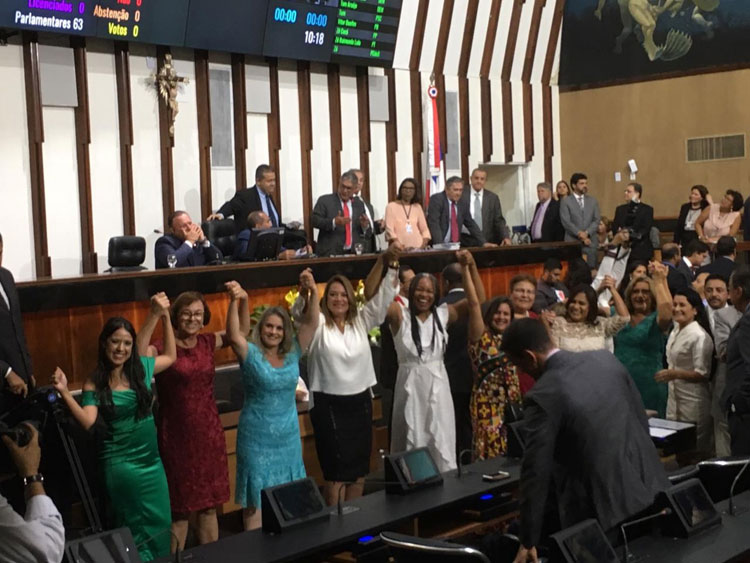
[687,134,745,162]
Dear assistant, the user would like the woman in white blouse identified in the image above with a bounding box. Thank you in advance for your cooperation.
[294,244,401,505]
[656,288,715,458]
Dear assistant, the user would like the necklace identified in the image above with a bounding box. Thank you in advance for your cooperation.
[401,201,413,221]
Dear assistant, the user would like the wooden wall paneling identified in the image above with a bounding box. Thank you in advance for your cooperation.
[267,58,283,215]
[457,0,479,178]
[194,50,213,218]
[384,68,398,202]
[114,42,135,235]
[409,0,429,71]
[501,0,524,163]
[521,0,546,162]
[71,37,97,274]
[356,67,371,201]
[408,0,429,190]
[298,61,314,243]
[231,54,248,191]
[156,46,175,231]
[327,63,342,191]
[541,0,564,182]
[479,0,502,165]
[22,32,51,278]
[432,0,454,164]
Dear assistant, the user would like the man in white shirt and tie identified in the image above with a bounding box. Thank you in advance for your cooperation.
[559,172,601,267]
[350,168,383,253]
[461,168,510,246]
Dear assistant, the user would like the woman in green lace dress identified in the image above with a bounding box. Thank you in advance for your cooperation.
[614,263,673,417]
[53,294,176,561]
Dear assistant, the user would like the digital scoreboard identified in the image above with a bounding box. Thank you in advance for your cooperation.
[0,0,402,67]
[331,0,401,66]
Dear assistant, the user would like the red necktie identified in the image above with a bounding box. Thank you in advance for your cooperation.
[343,201,352,248]
[450,202,459,243]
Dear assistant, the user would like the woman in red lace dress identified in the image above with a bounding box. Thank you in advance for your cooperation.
[146,289,248,551]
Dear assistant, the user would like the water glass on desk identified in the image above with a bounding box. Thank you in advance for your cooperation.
[354,243,364,255]
[167,254,177,268]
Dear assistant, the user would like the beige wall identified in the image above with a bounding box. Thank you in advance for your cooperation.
[559,69,750,220]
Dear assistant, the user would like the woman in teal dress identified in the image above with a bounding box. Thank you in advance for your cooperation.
[53,293,176,561]
[614,263,673,417]
[225,281,315,531]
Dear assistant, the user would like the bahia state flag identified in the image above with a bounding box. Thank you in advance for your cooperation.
[424,83,445,207]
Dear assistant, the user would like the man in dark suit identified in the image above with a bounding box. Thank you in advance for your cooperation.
[351,168,384,253]
[461,168,510,246]
[0,234,33,415]
[155,211,223,268]
[528,182,564,243]
[532,258,568,313]
[612,182,654,265]
[698,236,737,282]
[501,319,669,562]
[427,176,487,247]
[311,170,369,256]
[722,267,750,454]
[677,239,710,285]
[438,263,473,462]
[661,243,690,296]
[233,211,311,261]
[208,164,281,234]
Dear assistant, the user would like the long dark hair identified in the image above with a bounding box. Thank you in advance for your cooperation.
[617,260,648,295]
[567,284,599,325]
[407,273,444,358]
[91,317,152,420]
[483,296,514,335]
[674,289,713,342]
[397,177,422,205]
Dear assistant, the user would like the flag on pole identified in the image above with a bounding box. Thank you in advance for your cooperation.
[424,83,445,207]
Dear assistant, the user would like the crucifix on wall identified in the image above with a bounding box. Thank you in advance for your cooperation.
[153,53,188,138]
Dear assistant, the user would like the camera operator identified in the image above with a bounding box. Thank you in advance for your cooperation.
[0,423,64,563]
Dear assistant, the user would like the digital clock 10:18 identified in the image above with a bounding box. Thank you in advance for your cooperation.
[304,30,325,45]
[273,7,298,23]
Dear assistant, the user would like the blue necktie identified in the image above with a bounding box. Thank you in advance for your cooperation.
[266,194,278,227]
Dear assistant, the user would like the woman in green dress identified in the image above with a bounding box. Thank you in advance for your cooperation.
[53,293,176,561]
[614,263,673,417]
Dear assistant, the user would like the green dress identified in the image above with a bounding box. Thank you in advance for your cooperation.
[614,312,668,417]
[81,356,171,561]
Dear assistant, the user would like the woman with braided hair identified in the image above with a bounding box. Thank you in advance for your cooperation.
[386,250,485,472]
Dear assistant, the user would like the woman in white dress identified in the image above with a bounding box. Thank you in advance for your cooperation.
[385,250,485,473]
[656,288,715,458]
[294,244,401,505]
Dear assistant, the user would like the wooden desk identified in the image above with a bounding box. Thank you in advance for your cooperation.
[18,243,580,389]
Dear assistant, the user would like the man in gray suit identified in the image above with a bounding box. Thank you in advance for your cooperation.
[427,176,488,247]
[501,318,668,562]
[311,171,369,256]
[559,173,601,268]
[461,168,510,246]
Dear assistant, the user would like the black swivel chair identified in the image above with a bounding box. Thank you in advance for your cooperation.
[106,236,146,272]
[380,531,490,563]
[696,456,750,503]
[202,219,237,260]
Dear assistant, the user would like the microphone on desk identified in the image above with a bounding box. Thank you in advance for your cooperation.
[729,457,750,516]
[457,448,478,478]
[620,507,672,563]
[135,526,182,563]
[153,229,164,234]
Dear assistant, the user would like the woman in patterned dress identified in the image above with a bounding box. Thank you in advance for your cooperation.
[466,275,522,460]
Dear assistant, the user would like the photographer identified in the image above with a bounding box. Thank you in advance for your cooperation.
[612,182,654,267]
[0,423,64,563]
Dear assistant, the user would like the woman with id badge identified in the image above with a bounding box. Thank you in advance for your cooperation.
[384,178,431,250]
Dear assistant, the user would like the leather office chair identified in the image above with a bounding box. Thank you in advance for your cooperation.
[202,219,236,259]
[106,236,146,272]
[667,465,700,485]
[380,531,490,563]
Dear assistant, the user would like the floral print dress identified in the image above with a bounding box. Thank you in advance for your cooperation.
[468,330,522,460]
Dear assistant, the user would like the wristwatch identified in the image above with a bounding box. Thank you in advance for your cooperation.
[22,474,44,487]
[388,260,400,270]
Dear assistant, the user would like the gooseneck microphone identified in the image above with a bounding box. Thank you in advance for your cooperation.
[456,448,478,478]
[135,527,182,563]
[729,457,750,516]
[620,507,672,562]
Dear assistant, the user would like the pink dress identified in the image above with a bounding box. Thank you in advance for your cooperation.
[154,334,229,514]
[384,201,431,248]
[703,203,739,242]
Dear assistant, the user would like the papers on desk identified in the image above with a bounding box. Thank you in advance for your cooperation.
[650,427,677,439]
[649,418,695,431]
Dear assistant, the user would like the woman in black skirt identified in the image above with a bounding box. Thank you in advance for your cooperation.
[294,244,401,505]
